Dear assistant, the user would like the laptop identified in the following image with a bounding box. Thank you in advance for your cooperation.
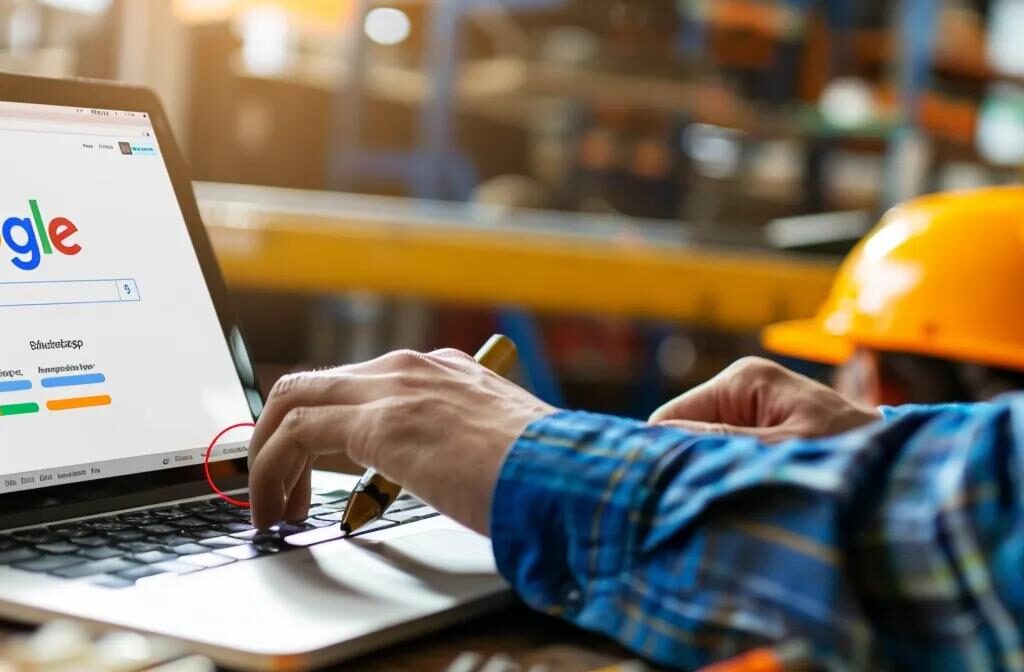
[0,73,509,670]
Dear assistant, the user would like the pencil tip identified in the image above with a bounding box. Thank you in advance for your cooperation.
[339,523,352,536]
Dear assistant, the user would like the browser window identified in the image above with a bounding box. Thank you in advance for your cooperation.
[0,101,253,493]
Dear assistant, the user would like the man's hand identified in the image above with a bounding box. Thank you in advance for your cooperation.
[247,349,556,534]
[650,357,882,443]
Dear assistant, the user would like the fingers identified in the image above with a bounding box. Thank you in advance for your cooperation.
[250,350,476,464]
[247,348,476,528]
[649,378,723,424]
[648,357,787,425]
[250,371,364,462]
[249,405,357,529]
[281,458,313,523]
[657,419,789,444]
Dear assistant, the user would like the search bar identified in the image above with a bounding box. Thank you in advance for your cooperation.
[0,279,141,308]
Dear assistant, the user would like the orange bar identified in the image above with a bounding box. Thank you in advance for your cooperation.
[46,395,112,411]
[699,649,784,672]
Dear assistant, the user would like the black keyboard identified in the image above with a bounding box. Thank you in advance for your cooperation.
[0,490,438,589]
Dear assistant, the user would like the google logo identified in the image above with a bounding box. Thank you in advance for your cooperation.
[1,200,81,271]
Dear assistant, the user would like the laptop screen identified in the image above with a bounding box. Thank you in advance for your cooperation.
[0,101,254,495]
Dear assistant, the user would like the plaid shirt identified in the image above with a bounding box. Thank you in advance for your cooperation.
[490,399,1024,671]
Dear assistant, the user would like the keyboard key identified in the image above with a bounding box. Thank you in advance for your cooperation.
[52,558,139,579]
[78,546,126,561]
[50,526,94,539]
[306,505,340,517]
[34,542,81,555]
[151,561,201,575]
[116,565,167,582]
[383,508,439,524]
[213,545,260,560]
[147,534,194,547]
[70,536,110,548]
[229,529,258,540]
[116,513,157,526]
[311,489,350,504]
[198,536,245,549]
[89,521,132,533]
[188,528,226,540]
[180,502,219,513]
[284,525,346,547]
[132,550,178,564]
[302,517,336,528]
[276,522,313,537]
[307,519,410,544]
[170,544,209,556]
[211,499,240,510]
[13,554,86,573]
[230,525,297,542]
[11,529,59,544]
[225,523,253,533]
[89,574,134,589]
[179,553,236,569]
[0,536,17,551]
[173,517,208,529]
[151,508,190,520]
[108,530,147,543]
[116,541,163,554]
[0,548,39,564]
[140,524,178,535]
[196,512,240,524]
[385,500,427,515]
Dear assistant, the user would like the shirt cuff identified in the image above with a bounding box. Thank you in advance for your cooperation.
[489,410,661,623]
[880,402,977,423]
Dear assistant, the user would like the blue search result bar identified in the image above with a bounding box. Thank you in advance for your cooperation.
[0,279,140,308]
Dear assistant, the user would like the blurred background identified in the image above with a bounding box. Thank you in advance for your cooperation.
[2,0,1021,419]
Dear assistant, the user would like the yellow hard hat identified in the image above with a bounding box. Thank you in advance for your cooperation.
[763,186,1024,371]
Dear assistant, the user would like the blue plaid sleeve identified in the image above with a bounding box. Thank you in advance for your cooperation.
[878,403,978,422]
[490,399,1024,670]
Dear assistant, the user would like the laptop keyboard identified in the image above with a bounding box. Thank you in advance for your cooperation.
[0,490,439,589]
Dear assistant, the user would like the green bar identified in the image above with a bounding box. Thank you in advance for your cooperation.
[29,199,52,255]
[0,403,40,416]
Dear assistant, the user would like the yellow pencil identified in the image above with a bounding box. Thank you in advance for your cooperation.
[339,335,519,535]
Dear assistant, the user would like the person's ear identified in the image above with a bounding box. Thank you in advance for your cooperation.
[834,349,894,406]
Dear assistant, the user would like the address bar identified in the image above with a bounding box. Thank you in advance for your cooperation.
[0,279,141,309]
[0,117,150,138]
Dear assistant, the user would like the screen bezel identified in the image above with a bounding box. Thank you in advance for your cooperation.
[0,73,258,529]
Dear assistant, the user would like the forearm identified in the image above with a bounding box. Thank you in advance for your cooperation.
[490,411,875,668]
[490,402,1024,670]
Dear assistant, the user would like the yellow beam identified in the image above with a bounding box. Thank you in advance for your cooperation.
[199,186,836,332]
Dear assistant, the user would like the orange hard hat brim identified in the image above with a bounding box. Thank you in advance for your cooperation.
[761,319,854,366]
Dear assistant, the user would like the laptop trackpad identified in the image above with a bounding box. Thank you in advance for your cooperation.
[358,529,498,575]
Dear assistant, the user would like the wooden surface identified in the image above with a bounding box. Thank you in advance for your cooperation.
[197,183,837,333]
